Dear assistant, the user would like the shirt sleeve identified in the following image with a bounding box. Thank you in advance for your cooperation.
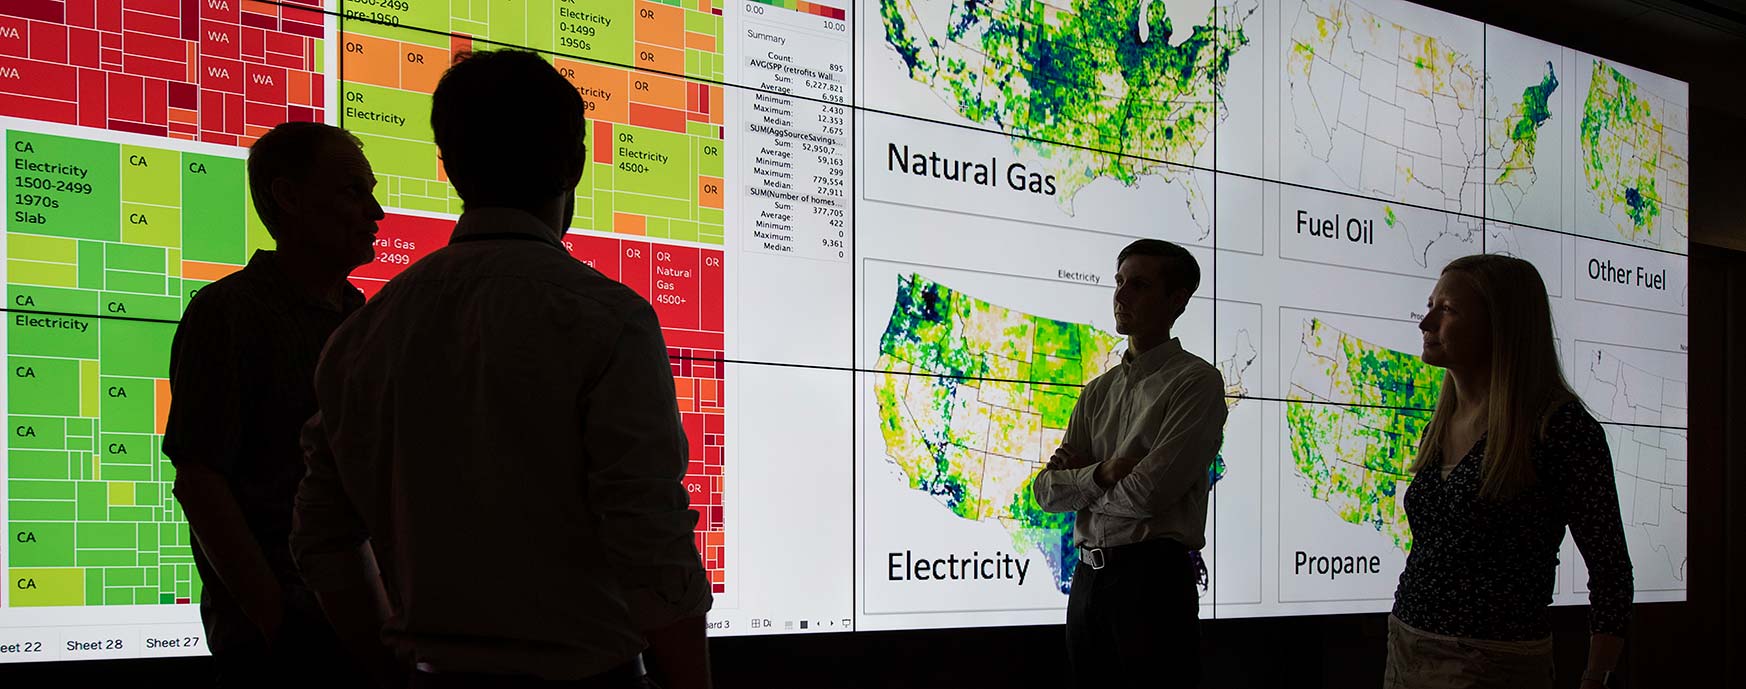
[1032,378,1106,513]
[1553,404,1635,636]
[290,411,377,592]
[1089,367,1227,520]
[161,292,244,475]
[582,307,713,631]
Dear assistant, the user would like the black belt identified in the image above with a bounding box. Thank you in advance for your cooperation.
[1078,539,1189,570]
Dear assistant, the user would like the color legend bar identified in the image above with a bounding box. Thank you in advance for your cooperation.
[748,0,846,20]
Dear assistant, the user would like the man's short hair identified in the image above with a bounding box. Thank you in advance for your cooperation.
[1117,238,1200,295]
[431,50,587,210]
[247,122,362,239]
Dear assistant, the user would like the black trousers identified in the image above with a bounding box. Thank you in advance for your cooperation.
[210,607,369,689]
[1065,539,1202,689]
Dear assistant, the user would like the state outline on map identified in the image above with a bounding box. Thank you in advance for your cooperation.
[1480,25,1571,233]
[1571,54,1690,254]
[859,113,1268,256]
[855,257,1265,615]
[1273,181,1478,282]
[1281,0,1485,208]
[865,0,1260,235]
[1569,338,1688,593]
[1272,304,1437,603]
[1278,0,1587,270]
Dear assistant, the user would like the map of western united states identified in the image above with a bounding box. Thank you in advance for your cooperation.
[1575,345,1688,587]
[1285,317,1441,552]
[1579,61,1690,251]
[879,0,1253,231]
[873,274,1253,593]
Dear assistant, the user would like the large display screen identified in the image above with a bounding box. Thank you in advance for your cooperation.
[0,0,1688,661]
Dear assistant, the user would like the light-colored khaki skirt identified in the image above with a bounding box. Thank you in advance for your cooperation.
[1384,615,1554,689]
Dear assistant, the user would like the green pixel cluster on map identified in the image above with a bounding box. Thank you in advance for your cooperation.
[1286,0,1485,203]
[1285,0,1494,264]
[1285,318,1442,552]
[880,0,1252,217]
[874,274,1123,592]
[875,275,1258,594]
[1493,61,1558,189]
[1579,60,1687,246]
[5,130,259,606]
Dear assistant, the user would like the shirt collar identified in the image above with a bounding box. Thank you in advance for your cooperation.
[450,207,566,248]
[245,249,364,313]
[1122,337,1184,376]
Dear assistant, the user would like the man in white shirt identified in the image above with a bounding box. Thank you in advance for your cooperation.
[291,50,712,689]
[1034,239,1227,689]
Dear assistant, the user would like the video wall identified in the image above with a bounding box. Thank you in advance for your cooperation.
[0,0,1687,660]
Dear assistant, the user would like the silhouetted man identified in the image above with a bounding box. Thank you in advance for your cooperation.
[292,50,713,689]
[164,121,383,687]
[1034,239,1227,689]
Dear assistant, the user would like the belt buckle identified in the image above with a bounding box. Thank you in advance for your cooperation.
[1083,547,1106,570]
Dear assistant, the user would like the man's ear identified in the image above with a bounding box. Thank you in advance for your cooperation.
[562,146,587,191]
[269,176,299,223]
[1172,287,1194,315]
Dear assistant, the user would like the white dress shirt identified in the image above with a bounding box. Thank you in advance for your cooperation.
[292,207,711,679]
[1032,337,1227,549]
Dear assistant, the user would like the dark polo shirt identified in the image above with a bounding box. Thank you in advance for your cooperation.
[162,250,363,652]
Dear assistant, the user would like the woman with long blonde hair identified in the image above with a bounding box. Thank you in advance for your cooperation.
[1386,254,1634,689]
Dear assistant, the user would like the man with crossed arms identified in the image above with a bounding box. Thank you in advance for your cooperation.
[1035,238,1227,689]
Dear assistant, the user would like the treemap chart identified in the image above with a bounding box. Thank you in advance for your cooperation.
[0,0,1691,660]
